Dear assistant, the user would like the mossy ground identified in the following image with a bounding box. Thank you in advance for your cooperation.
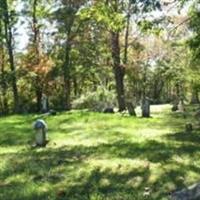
[0,104,200,200]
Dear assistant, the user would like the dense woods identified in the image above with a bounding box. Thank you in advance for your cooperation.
[0,0,199,114]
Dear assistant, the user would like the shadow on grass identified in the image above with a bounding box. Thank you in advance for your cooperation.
[166,131,200,144]
[1,107,200,200]
[1,137,200,199]
[0,145,151,200]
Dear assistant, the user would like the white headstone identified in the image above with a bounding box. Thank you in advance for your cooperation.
[33,119,48,147]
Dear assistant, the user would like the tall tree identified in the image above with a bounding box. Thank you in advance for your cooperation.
[54,0,86,110]
[110,1,126,111]
[21,0,53,112]
[79,0,161,111]
[0,15,8,114]
[1,0,19,113]
[32,0,44,112]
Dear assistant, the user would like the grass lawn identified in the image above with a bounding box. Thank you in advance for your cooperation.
[0,104,200,200]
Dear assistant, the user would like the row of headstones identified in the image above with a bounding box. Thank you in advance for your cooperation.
[35,98,200,147]
[103,97,150,118]
[33,99,151,147]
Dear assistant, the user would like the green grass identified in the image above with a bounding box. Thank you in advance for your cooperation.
[0,104,200,200]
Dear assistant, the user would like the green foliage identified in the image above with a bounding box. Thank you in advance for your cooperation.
[137,20,163,35]
[78,2,125,32]
[187,3,200,64]
[0,0,198,113]
[138,20,154,32]
[72,86,116,111]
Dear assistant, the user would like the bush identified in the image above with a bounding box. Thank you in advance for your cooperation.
[72,87,116,112]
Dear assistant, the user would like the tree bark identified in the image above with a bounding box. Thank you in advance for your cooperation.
[0,20,8,114]
[106,0,126,112]
[190,87,199,104]
[123,0,131,65]
[32,0,43,112]
[111,31,126,112]
[153,79,164,103]
[0,49,8,114]
[3,0,19,113]
[32,0,40,55]
[63,41,71,110]
[73,77,78,97]
[36,86,43,112]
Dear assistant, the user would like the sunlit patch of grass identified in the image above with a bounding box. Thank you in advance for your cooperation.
[0,104,200,199]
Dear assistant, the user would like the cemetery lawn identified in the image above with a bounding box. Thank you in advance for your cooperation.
[0,104,200,200]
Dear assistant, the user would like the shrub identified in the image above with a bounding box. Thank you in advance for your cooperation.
[72,87,116,111]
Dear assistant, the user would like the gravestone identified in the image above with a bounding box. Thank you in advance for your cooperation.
[178,100,185,113]
[33,119,48,147]
[127,102,136,116]
[172,104,178,112]
[172,97,179,112]
[49,109,57,115]
[185,123,193,133]
[103,107,114,113]
[41,94,48,113]
[141,97,150,118]
[171,182,200,200]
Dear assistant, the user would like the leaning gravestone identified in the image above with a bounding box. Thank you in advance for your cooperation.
[103,107,114,113]
[141,97,150,118]
[185,123,193,133]
[41,94,48,113]
[171,97,179,112]
[33,119,48,147]
[127,102,136,116]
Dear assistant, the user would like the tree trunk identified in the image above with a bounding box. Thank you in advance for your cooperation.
[153,79,164,104]
[127,102,136,116]
[190,87,199,104]
[172,83,181,111]
[123,0,131,65]
[32,0,40,55]
[32,0,44,112]
[3,0,19,113]
[35,81,43,112]
[0,50,8,114]
[63,42,71,110]
[111,31,126,112]
[73,77,78,97]
[36,91,42,112]
[0,20,8,114]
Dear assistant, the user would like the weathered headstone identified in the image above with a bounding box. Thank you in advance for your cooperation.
[171,182,200,200]
[41,94,48,113]
[127,102,136,116]
[190,90,199,104]
[172,104,178,112]
[185,123,193,133]
[141,97,150,118]
[103,107,114,113]
[172,97,179,112]
[178,100,185,113]
[33,119,48,147]
[49,109,57,115]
